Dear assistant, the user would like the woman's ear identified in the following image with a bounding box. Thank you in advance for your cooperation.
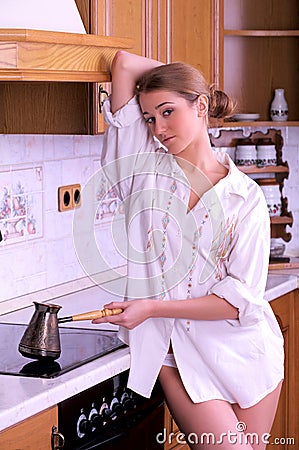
[196,95,209,117]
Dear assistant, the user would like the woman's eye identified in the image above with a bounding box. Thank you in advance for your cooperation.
[163,109,173,117]
[145,117,155,124]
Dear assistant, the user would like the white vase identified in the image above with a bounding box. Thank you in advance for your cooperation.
[270,88,288,122]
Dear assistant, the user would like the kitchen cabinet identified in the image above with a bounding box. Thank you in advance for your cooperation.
[0,405,58,450]
[269,290,298,448]
[214,0,299,127]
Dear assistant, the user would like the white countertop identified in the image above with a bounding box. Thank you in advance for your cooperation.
[0,272,298,433]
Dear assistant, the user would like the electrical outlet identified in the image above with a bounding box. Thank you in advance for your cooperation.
[58,184,81,212]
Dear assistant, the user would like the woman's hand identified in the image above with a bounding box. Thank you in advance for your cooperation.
[92,300,153,330]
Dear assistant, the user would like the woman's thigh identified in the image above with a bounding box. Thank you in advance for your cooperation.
[159,366,282,450]
[232,381,283,449]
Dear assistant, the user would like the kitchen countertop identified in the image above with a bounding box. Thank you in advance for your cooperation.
[0,271,298,433]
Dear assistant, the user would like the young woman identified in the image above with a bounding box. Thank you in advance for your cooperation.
[93,51,284,449]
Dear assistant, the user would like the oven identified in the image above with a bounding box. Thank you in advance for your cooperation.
[54,370,164,450]
[0,322,164,449]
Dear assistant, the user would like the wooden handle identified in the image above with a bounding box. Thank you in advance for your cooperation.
[71,308,123,321]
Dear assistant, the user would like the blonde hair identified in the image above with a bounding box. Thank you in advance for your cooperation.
[135,62,235,120]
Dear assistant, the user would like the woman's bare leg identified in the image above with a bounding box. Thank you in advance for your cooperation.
[232,381,282,449]
[159,366,282,450]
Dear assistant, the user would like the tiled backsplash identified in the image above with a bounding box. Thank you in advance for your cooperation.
[0,126,298,309]
[0,133,126,307]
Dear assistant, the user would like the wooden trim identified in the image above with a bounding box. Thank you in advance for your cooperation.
[0,28,132,47]
[224,30,299,37]
[0,29,132,82]
[212,0,223,88]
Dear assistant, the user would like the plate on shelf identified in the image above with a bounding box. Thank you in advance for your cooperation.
[232,113,260,121]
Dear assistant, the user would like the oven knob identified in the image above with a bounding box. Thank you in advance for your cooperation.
[121,391,135,412]
[99,401,117,423]
[110,396,123,416]
[77,411,91,438]
[89,405,101,432]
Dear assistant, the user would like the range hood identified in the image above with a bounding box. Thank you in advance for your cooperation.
[0,28,132,82]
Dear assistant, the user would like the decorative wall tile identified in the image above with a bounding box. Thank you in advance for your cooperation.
[0,167,43,244]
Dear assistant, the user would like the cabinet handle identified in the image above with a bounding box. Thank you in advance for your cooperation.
[99,85,109,114]
[51,425,65,449]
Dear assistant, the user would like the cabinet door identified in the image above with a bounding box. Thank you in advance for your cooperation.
[170,0,214,82]
[0,406,58,450]
[269,291,297,448]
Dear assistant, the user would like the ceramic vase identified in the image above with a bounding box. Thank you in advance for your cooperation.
[270,88,288,122]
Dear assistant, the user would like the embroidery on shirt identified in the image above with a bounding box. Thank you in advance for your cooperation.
[210,215,236,280]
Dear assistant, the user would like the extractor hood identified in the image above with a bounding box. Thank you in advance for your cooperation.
[0,28,132,82]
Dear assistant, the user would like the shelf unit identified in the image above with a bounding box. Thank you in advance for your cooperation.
[209,127,293,242]
[215,0,299,125]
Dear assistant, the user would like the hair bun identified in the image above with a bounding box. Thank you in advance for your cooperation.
[209,85,235,119]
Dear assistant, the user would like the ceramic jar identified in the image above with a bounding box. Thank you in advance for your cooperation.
[235,140,257,166]
[256,144,277,167]
[270,88,288,122]
[257,179,281,216]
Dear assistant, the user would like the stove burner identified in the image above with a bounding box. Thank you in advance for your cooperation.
[0,323,126,378]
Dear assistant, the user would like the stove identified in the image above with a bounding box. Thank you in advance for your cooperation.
[0,322,126,378]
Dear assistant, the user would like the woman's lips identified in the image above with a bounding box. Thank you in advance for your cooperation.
[163,136,175,145]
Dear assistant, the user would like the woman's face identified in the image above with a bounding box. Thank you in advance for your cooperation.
[139,90,207,156]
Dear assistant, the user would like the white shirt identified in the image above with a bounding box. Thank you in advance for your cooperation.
[101,96,284,408]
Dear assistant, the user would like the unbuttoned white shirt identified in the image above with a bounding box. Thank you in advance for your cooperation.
[101,97,284,408]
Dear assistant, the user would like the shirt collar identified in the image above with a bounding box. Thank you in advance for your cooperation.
[213,152,249,200]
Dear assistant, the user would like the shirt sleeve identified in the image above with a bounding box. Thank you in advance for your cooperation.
[209,185,270,327]
[101,96,158,200]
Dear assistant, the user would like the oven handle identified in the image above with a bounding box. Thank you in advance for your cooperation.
[51,425,65,449]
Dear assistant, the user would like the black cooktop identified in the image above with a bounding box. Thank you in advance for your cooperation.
[0,323,126,379]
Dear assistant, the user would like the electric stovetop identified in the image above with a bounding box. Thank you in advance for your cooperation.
[0,323,126,379]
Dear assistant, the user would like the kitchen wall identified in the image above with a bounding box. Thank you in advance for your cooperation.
[0,126,298,311]
[0,133,126,311]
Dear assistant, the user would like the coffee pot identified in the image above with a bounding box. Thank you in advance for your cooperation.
[19,302,62,360]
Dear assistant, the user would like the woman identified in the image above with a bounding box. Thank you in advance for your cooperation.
[93,51,284,449]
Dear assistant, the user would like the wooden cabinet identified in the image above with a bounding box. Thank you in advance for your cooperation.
[214,0,299,127]
[269,290,298,449]
[0,406,58,450]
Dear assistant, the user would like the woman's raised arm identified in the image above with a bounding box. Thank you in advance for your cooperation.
[110,51,163,114]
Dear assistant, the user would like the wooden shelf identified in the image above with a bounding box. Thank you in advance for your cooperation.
[237,165,288,175]
[222,121,299,128]
[224,30,299,37]
[0,29,132,82]
[271,216,293,225]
